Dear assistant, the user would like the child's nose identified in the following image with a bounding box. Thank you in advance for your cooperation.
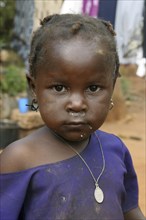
[66,93,87,112]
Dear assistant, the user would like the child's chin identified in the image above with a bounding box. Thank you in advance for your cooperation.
[62,133,90,143]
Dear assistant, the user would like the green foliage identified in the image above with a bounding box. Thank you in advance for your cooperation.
[0,0,16,47]
[0,65,27,96]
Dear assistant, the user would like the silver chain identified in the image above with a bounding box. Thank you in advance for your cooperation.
[55,132,105,186]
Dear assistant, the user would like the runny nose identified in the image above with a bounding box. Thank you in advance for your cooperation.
[66,93,87,113]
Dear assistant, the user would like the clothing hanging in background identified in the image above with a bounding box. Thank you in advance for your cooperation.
[143,0,146,58]
[11,0,34,72]
[136,0,146,77]
[82,0,99,18]
[60,0,99,17]
[115,0,144,65]
[60,0,82,14]
[12,0,145,74]
[97,0,117,28]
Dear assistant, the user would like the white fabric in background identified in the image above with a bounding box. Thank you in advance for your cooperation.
[60,0,82,14]
[115,0,144,64]
[136,58,146,77]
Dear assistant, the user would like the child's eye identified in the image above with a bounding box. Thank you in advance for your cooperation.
[87,85,101,93]
[53,85,66,92]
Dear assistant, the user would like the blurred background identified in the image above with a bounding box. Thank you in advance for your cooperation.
[0,0,145,215]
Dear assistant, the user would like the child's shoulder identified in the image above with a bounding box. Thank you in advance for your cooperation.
[97,130,128,153]
[0,139,31,174]
[97,129,123,144]
[0,127,45,174]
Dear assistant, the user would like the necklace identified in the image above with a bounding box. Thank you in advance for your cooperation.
[55,131,105,204]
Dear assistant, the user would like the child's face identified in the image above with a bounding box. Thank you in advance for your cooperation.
[32,39,114,142]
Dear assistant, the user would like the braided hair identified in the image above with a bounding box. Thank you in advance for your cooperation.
[29,14,120,82]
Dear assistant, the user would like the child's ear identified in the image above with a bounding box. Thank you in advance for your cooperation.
[26,74,36,94]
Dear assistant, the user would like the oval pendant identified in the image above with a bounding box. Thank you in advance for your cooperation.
[94,186,104,203]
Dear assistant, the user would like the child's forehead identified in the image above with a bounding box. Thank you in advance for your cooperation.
[48,38,109,62]
[38,38,113,80]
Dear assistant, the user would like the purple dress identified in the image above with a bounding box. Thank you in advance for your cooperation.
[0,130,138,220]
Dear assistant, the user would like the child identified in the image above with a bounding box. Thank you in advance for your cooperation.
[0,14,145,220]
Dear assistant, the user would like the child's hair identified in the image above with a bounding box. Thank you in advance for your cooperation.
[29,14,120,81]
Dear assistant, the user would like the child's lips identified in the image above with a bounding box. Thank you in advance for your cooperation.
[64,122,86,129]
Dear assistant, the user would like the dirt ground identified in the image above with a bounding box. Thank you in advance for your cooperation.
[102,73,146,215]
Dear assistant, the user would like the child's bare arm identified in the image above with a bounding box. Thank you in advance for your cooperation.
[124,207,146,220]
